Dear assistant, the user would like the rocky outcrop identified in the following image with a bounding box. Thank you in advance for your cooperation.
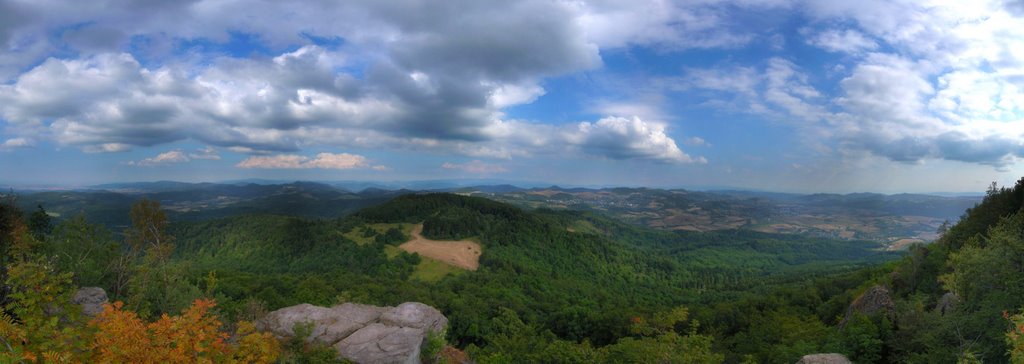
[796,353,852,364]
[335,324,426,364]
[851,285,896,316]
[840,285,894,326]
[72,287,108,317]
[260,302,447,364]
[936,292,959,315]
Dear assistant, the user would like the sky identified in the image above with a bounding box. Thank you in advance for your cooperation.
[1,0,1023,193]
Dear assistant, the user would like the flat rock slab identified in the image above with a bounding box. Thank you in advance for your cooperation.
[72,287,108,317]
[260,301,447,364]
[260,303,387,344]
[335,323,425,364]
[796,353,852,364]
[380,302,448,333]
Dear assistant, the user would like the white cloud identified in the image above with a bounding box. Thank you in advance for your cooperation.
[441,160,508,174]
[236,152,371,169]
[566,116,705,164]
[576,0,756,50]
[126,147,222,166]
[680,58,825,123]
[83,143,131,153]
[681,66,760,97]
[128,150,190,166]
[0,0,724,167]
[0,54,193,151]
[188,147,221,160]
[487,82,546,109]
[6,0,1016,172]
[0,137,32,150]
[805,29,878,53]
[763,58,826,122]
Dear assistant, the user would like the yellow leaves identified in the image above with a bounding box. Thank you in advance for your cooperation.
[41,350,72,363]
[0,311,26,345]
[89,299,280,364]
[90,301,154,363]
[230,321,282,364]
[1008,308,1024,364]
[3,258,84,362]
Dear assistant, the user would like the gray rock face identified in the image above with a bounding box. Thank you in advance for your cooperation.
[260,302,447,364]
[72,287,108,317]
[936,292,960,315]
[852,285,895,316]
[840,285,895,326]
[796,353,852,364]
[260,303,387,344]
[336,324,425,364]
[380,302,448,333]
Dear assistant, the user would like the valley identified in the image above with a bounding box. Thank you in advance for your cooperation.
[14,181,980,251]
[3,179,1021,363]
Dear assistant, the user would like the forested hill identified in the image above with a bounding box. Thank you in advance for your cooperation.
[14,181,980,247]
[14,185,1024,362]
[853,178,1024,362]
[164,192,899,362]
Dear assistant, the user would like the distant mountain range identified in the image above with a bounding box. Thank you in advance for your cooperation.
[7,180,982,247]
[457,186,982,247]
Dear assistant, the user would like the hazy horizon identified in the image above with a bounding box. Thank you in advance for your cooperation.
[0,177,993,196]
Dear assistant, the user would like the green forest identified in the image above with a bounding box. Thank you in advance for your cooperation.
[2,179,1024,362]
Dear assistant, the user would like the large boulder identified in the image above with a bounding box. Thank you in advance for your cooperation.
[260,302,447,364]
[936,292,960,315]
[852,285,895,316]
[72,287,108,317]
[796,353,852,364]
[840,285,894,326]
[380,302,448,333]
[260,303,386,344]
[335,324,426,364]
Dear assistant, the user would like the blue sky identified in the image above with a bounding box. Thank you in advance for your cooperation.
[1,0,1023,193]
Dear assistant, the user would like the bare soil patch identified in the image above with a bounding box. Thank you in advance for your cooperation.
[399,225,482,270]
[887,238,924,251]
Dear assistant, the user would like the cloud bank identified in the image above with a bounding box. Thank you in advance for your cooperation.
[0,0,715,165]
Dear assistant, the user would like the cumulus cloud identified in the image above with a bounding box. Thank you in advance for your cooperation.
[681,1,1024,169]
[128,150,190,166]
[566,116,705,164]
[126,147,221,166]
[236,152,382,170]
[441,160,508,174]
[0,53,193,150]
[31,0,1020,172]
[0,0,730,164]
[0,137,32,150]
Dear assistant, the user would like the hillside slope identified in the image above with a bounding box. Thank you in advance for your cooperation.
[169,193,898,357]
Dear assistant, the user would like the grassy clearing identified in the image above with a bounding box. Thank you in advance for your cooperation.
[399,225,481,270]
[376,225,464,283]
[410,257,464,282]
[384,244,403,258]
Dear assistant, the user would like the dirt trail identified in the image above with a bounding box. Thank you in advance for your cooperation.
[399,225,481,270]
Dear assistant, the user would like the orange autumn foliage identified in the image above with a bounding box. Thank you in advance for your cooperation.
[90,299,280,364]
